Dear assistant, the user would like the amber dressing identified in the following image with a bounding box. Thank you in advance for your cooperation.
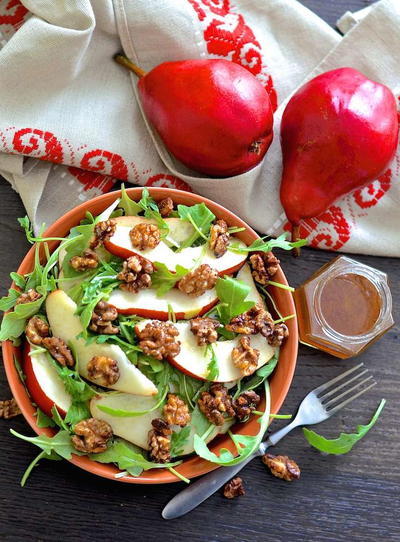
[319,274,381,336]
[294,256,394,359]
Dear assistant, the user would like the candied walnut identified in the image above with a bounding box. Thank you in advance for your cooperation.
[87,356,120,386]
[0,398,21,419]
[231,336,260,376]
[42,337,75,368]
[198,383,235,426]
[223,477,245,499]
[226,304,274,338]
[130,222,160,250]
[71,418,113,454]
[262,453,300,481]
[209,219,230,258]
[268,323,289,347]
[15,288,41,306]
[148,418,172,463]
[157,197,174,217]
[163,394,191,427]
[90,300,119,335]
[136,321,180,360]
[249,252,280,285]
[25,316,50,346]
[178,264,218,297]
[70,249,99,272]
[190,317,220,346]
[117,255,154,293]
[90,219,116,249]
[233,390,261,422]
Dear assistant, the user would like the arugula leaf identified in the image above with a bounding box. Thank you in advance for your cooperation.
[151,262,189,296]
[168,367,207,409]
[10,272,26,289]
[194,380,271,466]
[229,232,307,254]
[303,399,386,455]
[171,426,191,457]
[0,289,46,342]
[119,184,142,216]
[10,429,77,460]
[0,288,22,311]
[49,355,95,404]
[91,438,181,477]
[177,203,215,249]
[65,401,92,427]
[51,406,69,432]
[215,277,255,325]
[134,188,169,238]
[20,449,62,487]
[97,388,168,417]
[205,344,219,381]
[35,408,56,428]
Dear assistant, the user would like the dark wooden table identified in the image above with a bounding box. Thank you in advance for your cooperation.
[1,1,398,541]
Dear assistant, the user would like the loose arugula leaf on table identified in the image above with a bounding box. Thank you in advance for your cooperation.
[171,426,191,457]
[205,343,219,381]
[303,399,386,455]
[91,438,181,477]
[194,380,270,466]
[151,262,189,296]
[177,203,215,249]
[229,232,307,254]
[214,276,255,325]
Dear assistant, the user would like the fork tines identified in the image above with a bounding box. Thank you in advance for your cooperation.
[315,363,377,414]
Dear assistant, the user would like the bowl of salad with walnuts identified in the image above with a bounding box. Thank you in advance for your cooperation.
[0,186,302,485]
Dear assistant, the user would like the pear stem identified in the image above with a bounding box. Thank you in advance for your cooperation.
[114,53,146,78]
[291,223,301,258]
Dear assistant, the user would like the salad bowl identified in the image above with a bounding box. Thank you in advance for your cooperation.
[2,187,298,484]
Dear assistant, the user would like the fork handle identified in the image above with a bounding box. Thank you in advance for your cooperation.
[162,452,258,520]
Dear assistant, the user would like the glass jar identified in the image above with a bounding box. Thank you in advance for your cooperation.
[294,256,394,359]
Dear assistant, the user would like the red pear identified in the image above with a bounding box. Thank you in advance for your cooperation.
[280,68,399,242]
[115,55,273,177]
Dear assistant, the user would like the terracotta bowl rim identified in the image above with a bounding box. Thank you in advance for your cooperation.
[2,186,298,484]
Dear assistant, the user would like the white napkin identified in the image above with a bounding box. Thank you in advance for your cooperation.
[0,0,398,256]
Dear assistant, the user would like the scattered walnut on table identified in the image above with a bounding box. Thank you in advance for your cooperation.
[25,315,50,346]
[117,255,154,294]
[42,337,75,368]
[15,288,41,306]
[190,317,220,346]
[90,219,116,249]
[177,264,218,297]
[87,356,120,386]
[163,394,191,427]
[231,336,260,376]
[129,222,161,250]
[223,477,246,499]
[268,323,289,347]
[249,252,280,285]
[71,418,113,454]
[0,398,21,419]
[233,390,261,422]
[148,418,172,463]
[157,197,174,217]
[136,321,180,360]
[209,219,230,258]
[89,300,119,335]
[262,453,301,481]
[70,248,99,272]
[226,304,275,338]
[198,383,235,426]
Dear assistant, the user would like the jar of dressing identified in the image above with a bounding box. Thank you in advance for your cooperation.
[294,256,394,359]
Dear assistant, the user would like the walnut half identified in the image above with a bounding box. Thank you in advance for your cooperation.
[262,453,301,481]
[177,264,218,297]
[231,336,260,376]
[223,477,245,499]
[136,321,180,360]
[198,383,235,426]
[71,418,113,454]
[42,337,75,368]
[163,394,191,427]
[148,418,172,463]
[0,398,21,419]
[87,356,120,386]
[25,316,50,346]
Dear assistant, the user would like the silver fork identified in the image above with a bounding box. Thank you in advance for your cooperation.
[162,363,376,519]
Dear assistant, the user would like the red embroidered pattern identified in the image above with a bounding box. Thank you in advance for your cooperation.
[0,0,28,29]
[353,169,392,209]
[187,0,277,110]
[12,128,64,163]
[80,149,129,180]
[145,173,192,192]
[68,167,116,194]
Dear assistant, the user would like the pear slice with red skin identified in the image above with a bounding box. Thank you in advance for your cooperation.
[103,216,247,275]
[107,285,218,320]
[45,290,158,396]
[90,392,232,454]
[23,342,72,418]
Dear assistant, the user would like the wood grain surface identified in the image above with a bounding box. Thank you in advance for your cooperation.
[1,1,398,541]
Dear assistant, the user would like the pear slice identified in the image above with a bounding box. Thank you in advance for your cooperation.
[90,393,232,454]
[104,216,247,274]
[45,290,157,396]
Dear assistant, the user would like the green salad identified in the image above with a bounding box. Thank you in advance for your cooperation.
[0,187,304,485]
